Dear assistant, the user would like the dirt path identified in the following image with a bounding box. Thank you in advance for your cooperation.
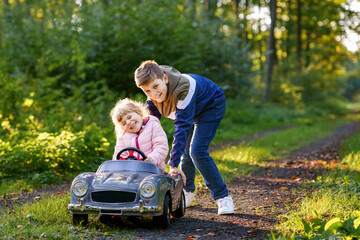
[2,121,360,240]
[126,121,360,240]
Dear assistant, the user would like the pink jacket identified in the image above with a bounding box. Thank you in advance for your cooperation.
[112,116,169,165]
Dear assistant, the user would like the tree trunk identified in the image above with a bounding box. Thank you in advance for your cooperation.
[296,0,302,72]
[188,0,196,19]
[283,0,291,76]
[263,0,277,102]
[305,31,310,67]
[244,0,249,46]
[204,0,217,19]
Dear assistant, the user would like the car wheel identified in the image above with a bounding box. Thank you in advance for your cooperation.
[153,194,170,228]
[72,214,88,226]
[171,190,186,218]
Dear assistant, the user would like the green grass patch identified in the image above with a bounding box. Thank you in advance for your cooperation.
[0,193,135,239]
[272,123,360,239]
[210,118,349,183]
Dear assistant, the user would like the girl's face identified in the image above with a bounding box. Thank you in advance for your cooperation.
[120,111,143,133]
[140,75,168,103]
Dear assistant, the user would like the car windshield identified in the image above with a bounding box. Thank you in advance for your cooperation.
[97,160,163,174]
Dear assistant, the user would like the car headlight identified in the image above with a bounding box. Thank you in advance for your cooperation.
[72,180,88,197]
[140,182,156,198]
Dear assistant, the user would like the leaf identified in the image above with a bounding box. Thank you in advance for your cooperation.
[291,175,298,180]
[205,232,216,237]
[324,218,343,231]
[353,217,360,230]
[247,228,258,234]
[301,219,311,233]
[280,187,288,190]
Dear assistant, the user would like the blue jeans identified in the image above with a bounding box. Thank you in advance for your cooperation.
[180,96,228,200]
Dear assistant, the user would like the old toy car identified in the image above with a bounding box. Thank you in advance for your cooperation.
[68,147,185,228]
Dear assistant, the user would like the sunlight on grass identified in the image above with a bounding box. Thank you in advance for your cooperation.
[272,124,360,239]
[212,118,348,182]
[0,193,134,239]
[0,180,33,195]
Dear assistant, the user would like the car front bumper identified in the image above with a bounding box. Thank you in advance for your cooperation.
[68,198,162,216]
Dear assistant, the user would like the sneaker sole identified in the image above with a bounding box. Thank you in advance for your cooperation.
[218,211,234,215]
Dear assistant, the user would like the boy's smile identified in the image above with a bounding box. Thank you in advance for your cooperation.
[140,75,168,103]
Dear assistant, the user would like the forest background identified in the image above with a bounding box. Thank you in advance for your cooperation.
[0,0,359,187]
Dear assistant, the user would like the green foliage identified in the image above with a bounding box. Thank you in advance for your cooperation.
[0,125,111,186]
[272,126,360,239]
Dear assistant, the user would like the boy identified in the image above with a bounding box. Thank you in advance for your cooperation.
[134,60,234,215]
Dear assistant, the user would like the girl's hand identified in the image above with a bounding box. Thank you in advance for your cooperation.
[146,157,165,172]
[170,166,186,186]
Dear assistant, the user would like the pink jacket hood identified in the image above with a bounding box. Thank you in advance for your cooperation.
[112,116,169,164]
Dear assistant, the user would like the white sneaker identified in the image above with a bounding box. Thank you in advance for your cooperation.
[183,190,194,208]
[217,195,234,215]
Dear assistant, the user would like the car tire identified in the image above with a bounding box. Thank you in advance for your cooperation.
[171,190,186,218]
[153,194,170,228]
[72,214,88,226]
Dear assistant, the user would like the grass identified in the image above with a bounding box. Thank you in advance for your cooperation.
[210,117,350,183]
[272,121,360,239]
[0,193,135,239]
[0,115,351,239]
[0,102,358,239]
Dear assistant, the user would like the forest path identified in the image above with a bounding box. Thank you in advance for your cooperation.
[2,121,360,240]
[129,121,360,240]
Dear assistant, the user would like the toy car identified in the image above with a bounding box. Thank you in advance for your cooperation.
[68,147,185,228]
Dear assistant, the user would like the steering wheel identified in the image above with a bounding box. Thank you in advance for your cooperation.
[116,147,146,161]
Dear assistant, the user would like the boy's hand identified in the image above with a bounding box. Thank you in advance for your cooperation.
[170,166,186,186]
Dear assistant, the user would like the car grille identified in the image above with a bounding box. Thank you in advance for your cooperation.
[91,191,136,203]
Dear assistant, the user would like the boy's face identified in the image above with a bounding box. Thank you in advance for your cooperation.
[140,75,168,103]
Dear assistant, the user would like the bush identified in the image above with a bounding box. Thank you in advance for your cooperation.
[0,125,112,184]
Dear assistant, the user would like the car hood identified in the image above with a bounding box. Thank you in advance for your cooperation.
[92,172,153,189]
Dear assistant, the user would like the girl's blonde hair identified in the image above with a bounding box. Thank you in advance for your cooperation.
[110,98,150,136]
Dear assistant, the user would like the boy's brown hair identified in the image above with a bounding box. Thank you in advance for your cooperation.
[134,60,164,87]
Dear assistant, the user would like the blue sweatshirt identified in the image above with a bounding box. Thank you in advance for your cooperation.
[147,66,225,168]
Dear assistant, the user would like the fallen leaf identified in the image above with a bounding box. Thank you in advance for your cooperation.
[247,228,258,234]
[205,232,216,237]
[187,235,201,240]
[290,175,297,180]
[254,213,262,216]
[280,187,288,190]
[249,181,255,184]
[195,228,204,232]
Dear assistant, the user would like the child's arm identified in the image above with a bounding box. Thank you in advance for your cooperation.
[112,137,128,160]
[146,117,169,171]
[146,100,162,120]
[168,99,196,168]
